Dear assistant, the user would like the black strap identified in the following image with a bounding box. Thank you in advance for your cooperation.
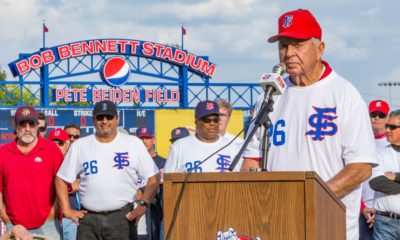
[81,203,132,215]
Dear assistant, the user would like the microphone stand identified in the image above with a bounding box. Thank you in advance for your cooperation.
[229,88,275,171]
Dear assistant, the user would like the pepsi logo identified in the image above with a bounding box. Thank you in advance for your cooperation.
[101,57,131,87]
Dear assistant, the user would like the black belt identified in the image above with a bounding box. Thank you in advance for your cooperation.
[376,210,400,219]
[82,203,132,215]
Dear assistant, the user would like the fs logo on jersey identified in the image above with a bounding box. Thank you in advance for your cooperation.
[101,57,131,87]
[113,152,130,169]
[305,107,338,141]
[282,15,293,28]
[216,154,232,172]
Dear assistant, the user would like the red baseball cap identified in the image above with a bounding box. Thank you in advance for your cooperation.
[49,128,69,142]
[369,100,389,115]
[268,9,322,43]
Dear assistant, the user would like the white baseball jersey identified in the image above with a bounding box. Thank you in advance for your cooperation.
[372,145,400,213]
[362,137,390,208]
[243,62,378,240]
[165,135,242,173]
[222,132,245,145]
[136,177,148,235]
[57,132,159,212]
[375,134,390,148]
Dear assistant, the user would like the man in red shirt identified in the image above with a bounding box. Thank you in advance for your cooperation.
[0,106,64,239]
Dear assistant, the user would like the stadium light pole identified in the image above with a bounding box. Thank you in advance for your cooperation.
[378,81,400,106]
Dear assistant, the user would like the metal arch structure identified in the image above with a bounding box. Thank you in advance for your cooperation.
[4,38,261,110]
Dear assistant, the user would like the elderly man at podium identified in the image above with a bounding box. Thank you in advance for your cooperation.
[241,9,378,240]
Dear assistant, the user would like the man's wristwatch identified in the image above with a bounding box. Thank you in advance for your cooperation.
[138,199,150,208]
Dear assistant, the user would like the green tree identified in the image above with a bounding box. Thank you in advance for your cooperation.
[0,67,6,81]
[0,65,39,106]
[50,84,91,106]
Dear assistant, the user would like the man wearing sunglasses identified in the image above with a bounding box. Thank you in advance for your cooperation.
[49,128,70,155]
[369,100,390,148]
[366,110,400,239]
[0,106,64,239]
[64,124,82,143]
[360,100,391,239]
[165,100,242,174]
[56,100,160,240]
[49,128,81,240]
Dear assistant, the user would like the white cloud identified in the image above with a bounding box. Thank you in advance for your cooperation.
[151,0,258,21]
[324,33,368,61]
[0,0,400,104]
[358,5,381,17]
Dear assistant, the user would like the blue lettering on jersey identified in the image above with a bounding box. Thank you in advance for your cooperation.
[83,160,98,176]
[269,119,286,146]
[305,107,338,141]
[216,154,231,172]
[137,175,143,184]
[185,160,202,172]
[113,152,130,169]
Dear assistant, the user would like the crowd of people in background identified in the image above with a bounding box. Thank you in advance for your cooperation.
[0,98,243,240]
[359,100,400,240]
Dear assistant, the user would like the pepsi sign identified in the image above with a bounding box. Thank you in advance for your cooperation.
[100,57,131,87]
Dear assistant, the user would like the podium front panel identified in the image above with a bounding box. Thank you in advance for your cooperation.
[164,172,345,239]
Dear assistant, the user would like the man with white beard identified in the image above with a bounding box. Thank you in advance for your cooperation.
[0,106,64,239]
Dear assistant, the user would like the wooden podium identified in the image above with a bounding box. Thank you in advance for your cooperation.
[163,171,345,240]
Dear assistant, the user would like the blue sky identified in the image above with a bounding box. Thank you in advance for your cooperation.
[1,0,399,109]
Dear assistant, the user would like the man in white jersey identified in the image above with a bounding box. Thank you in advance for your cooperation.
[241,9,377,239]
[55,100,160,240]
[165,100,242,173]
[360,99,390,239]
[216,99,244,145]
[367,110,400,239]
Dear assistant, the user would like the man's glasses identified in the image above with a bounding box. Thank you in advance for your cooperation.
[385,124,400,131]
[53,140,65,147]
[38,126,47,132]
[200,117,220,123]
[18,121,36,128]
[68,134,80,139]
[95,114,115,121]
[370,112,387,119]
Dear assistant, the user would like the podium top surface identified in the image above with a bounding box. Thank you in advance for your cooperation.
[164,171,324,183]
[164,171,345,210]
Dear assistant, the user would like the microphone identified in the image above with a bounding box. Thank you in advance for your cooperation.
[228,64,286,172]
[259,63,287,96]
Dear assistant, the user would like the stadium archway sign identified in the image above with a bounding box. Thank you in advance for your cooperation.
[8,38,218,108]
[9,39,216,78]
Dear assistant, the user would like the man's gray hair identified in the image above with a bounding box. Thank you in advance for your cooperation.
[215,98,232,116]
[311,37,321,46]
[389,109,400,118]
